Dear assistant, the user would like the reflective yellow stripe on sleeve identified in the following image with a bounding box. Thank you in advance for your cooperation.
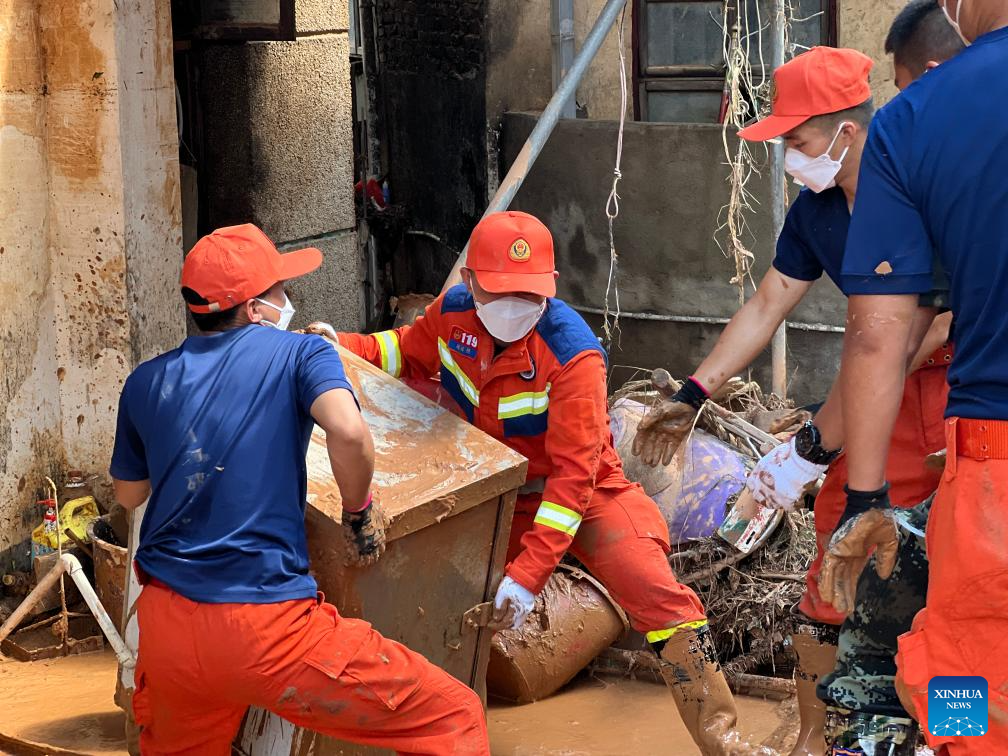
[533,500,582,537]
[645,620,709,645]
[437,338,480,406]
[374,330,402,378]
[498,385,551,419]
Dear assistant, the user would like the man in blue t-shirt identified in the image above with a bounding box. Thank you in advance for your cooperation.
[633,41,960,755]
[832,1,1008,751]
[110,223,488,755]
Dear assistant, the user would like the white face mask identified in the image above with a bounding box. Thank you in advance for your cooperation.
[941,0,970,46]
[475,296,546,343]
[784,122,851,193]
[255,293,296,331]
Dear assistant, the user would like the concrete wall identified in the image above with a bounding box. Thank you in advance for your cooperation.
[197,9,361,332]
[839,0,904,106]
[502,113,846,403]
[486,0,633,129]
[487,0,902,124]
[0,0,184,564]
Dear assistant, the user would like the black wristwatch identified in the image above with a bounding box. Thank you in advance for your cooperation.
[794,421,841,465]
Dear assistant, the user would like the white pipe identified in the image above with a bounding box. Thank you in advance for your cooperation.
[60,553,135,669]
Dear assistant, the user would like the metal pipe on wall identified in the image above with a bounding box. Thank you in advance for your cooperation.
[551,0,576,119]
[769,0,788,397]
[441,0,629,293]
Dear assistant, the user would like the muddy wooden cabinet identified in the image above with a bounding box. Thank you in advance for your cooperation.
[235,346,527,756]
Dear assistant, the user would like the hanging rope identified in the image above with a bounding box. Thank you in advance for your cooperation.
[602,4,628,348]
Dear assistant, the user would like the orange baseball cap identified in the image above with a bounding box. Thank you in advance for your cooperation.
[465,211,556,297]
[181,224,322,313]
[738,47,873,142]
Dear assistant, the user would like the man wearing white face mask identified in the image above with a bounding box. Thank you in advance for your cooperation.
[337,211,776,755]
[633,46,957,755]
[109,223,493,754]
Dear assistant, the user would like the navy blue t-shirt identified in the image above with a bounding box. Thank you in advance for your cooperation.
[842,26,1008,420]
[772,186,850,287]
[110,326,355,603]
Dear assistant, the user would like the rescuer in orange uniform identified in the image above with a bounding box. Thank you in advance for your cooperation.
[336,211,773,756]
[111,224,489,756]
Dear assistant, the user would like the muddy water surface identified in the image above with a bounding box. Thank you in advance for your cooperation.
[0,652,793,756]
[488,676,792,755]
[0,651,126,754]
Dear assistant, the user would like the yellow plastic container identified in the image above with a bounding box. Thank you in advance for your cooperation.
[31,496,100,550]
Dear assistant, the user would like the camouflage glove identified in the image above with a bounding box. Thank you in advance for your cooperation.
[342,493,388,567]
[632,378,707,467]
[818,485,899,616]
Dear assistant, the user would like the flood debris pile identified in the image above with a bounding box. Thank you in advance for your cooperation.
[671,507,816,677]
[609,375,817,677]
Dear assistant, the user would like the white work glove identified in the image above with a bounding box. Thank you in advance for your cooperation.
[491,576,536,631]
[745,437,827,511]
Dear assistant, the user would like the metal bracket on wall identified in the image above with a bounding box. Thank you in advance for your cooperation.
[461,602,496,632]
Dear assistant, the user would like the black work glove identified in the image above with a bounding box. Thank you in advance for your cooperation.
[342,493,388,567]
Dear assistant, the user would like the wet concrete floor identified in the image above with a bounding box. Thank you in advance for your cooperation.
[0,652,794,755]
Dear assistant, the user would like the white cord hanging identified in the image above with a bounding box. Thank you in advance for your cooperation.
[602,4,628,348]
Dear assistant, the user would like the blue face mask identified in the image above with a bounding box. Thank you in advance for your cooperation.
[255,294,296,331]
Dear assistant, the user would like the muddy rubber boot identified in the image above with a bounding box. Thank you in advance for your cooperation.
[824,706,918,755]
[789,625,839,756]
[656,624,778,756]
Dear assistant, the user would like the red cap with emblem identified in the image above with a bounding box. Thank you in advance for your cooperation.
[737,47,873,142]
[181,224,322,313]
[465,211,557,297]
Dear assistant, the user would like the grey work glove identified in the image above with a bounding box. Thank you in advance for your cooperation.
[818,485,899,616]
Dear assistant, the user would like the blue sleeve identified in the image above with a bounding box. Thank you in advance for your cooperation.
[296,335,357,414]
[110,378,149,481]
[841,113,934,295]
[772,200,823,282]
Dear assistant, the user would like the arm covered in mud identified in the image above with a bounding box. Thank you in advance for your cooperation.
[811,306,949,449]
[334,297,446,381]
[505,352,608,596]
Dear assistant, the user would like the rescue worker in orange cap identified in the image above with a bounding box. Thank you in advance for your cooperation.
[110,223,489,755]
[828,0,1008,749]
[334,211,773,756]
[631,45,955,755]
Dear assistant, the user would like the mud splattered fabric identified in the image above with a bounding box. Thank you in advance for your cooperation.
[819,495,930,716]
[800,356,947,625]
[896,418,1008,754]
[111,325,354,604]
[134,581,488,755]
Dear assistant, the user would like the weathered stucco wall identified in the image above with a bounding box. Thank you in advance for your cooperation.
[198,26,361,332]
[0,0,183,565]
[486,0,633,130]
[839,0,905,106]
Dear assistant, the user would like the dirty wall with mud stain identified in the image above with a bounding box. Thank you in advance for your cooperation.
[486,0,902,125]
[0,0,184,565]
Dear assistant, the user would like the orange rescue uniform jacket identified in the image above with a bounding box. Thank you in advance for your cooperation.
[339,284,629,595]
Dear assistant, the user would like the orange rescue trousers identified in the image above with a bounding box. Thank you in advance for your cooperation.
[133,582,489,756]
[895,418,1008,754]
[800,357,949,625]
[508,481,707,637]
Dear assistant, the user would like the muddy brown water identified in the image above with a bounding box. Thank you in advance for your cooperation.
[0,652,796,756]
